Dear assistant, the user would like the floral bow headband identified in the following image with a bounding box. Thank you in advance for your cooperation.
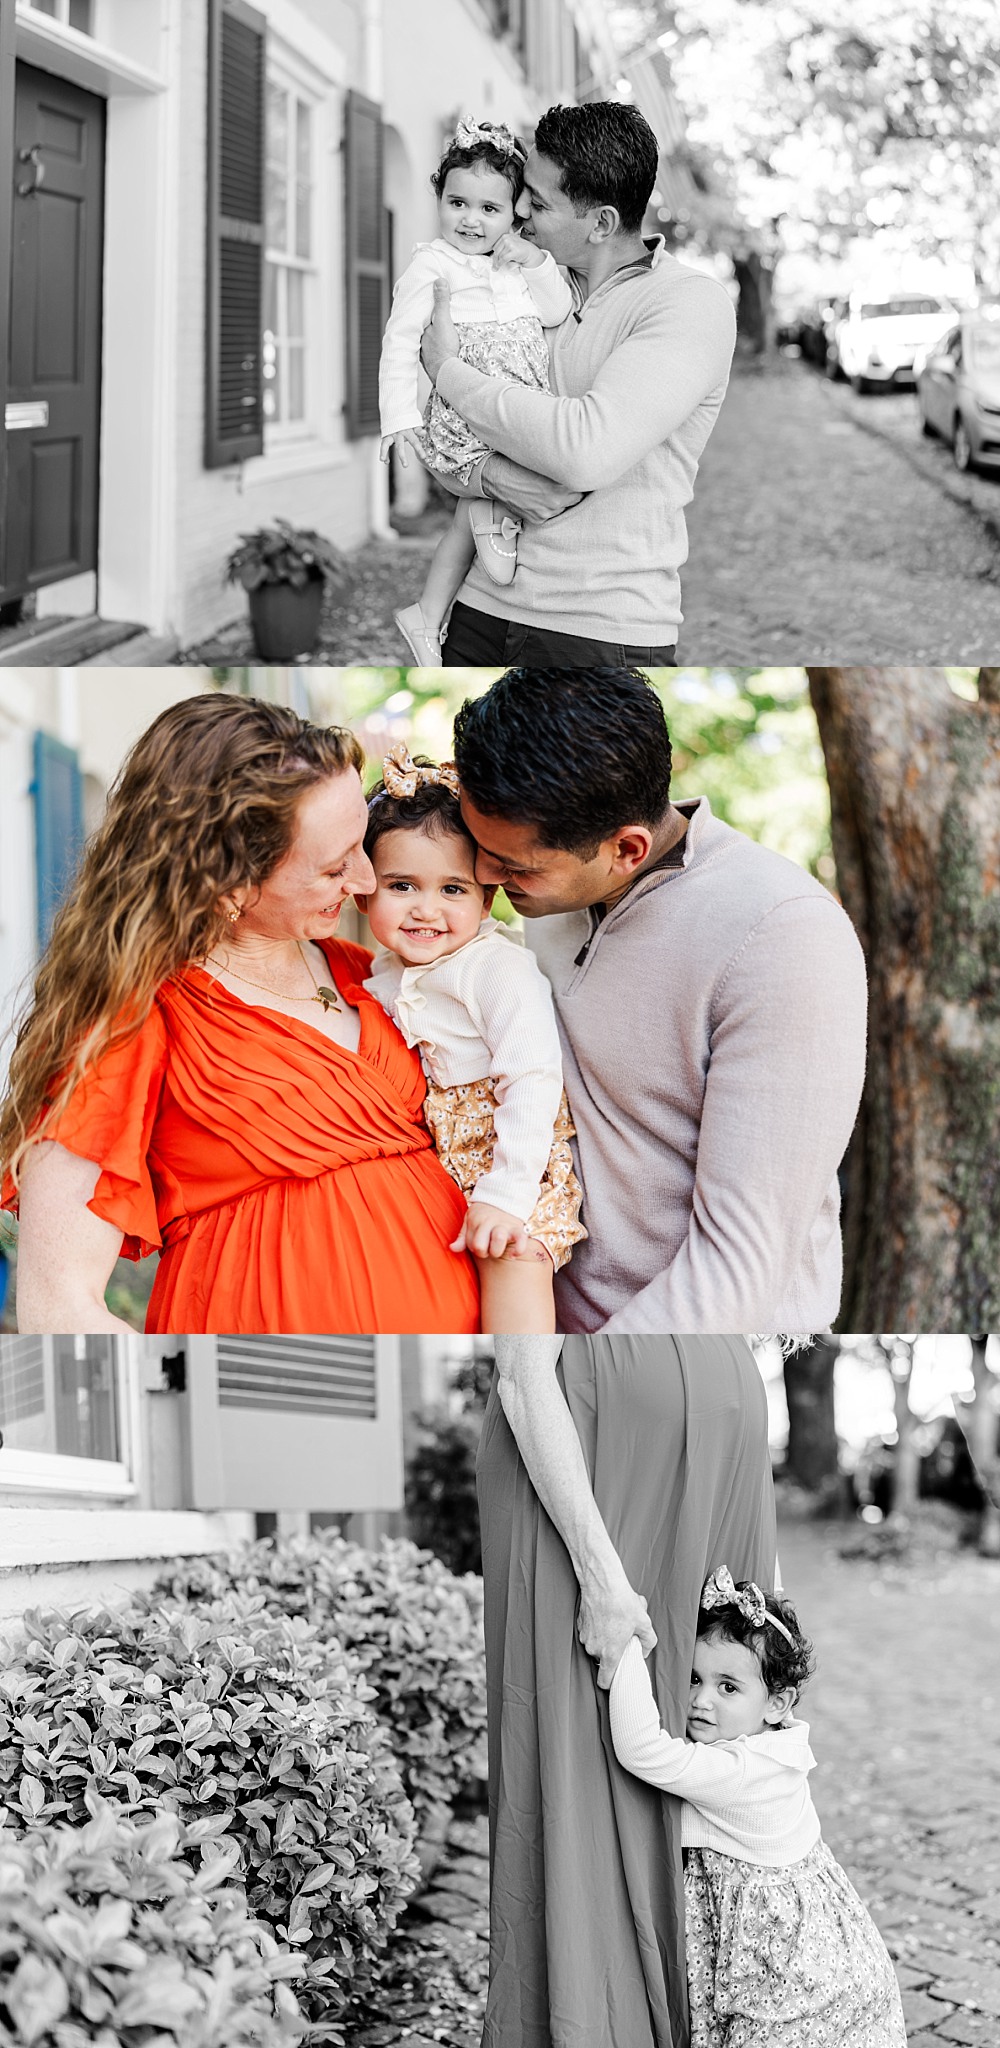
[378,742,460,801]
[701,1566,795,1645]
[453,115,525,165]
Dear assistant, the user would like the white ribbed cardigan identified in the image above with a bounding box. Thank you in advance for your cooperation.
[610,1638,822,1865]
[364,920,564,1222]
[378,239,573,436]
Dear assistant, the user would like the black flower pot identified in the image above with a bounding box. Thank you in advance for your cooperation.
[248,571,324,661]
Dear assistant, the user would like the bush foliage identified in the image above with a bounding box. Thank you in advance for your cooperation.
[153,1536,488,1826]
[0,1592,418,2026]
[0,1790,305,2047]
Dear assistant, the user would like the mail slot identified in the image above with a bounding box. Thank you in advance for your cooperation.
[5,401,49,430]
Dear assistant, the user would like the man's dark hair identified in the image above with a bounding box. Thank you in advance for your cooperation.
[452,671,672,858]
[533,103,659,236]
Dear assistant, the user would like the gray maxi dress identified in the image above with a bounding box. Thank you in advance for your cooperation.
[476,1334,777,2048]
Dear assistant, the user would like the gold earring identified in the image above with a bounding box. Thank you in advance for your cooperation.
[227,906,240,924]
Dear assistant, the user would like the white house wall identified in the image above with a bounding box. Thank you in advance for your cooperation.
[170,0,374,647]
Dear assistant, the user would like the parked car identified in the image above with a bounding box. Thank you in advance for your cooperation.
[835,291,955,392]
[916,314,1000,472]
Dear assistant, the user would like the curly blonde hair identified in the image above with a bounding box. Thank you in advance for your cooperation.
[0,693,364,1189]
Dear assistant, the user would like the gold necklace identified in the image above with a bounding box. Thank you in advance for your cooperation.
[205,941,342,1012]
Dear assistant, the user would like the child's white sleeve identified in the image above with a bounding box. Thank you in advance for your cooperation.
[463,940,565,1220]
[523,250,575,328]
[379,248,443,435]
[609,1640,752,1804]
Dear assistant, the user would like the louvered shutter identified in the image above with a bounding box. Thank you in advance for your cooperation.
[31,731,84,945]
[343,89,387,439]
[205,0,266,467]
[185,1336,403,1511]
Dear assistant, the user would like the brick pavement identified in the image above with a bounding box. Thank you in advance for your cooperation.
[352,1513,1000,2047]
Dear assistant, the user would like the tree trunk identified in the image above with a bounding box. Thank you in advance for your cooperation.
[888,1339,920,1515]
[806,668,1000,1329]
[733,251,775,354]
[955,1334,1000,1558]
[783,1336,839,1491]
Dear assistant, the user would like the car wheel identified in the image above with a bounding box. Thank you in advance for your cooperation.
[953,416,975,472]
[850,373,868,395]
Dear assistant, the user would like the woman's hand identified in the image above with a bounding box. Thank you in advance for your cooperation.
[452,1201,549,1262]
[577,1569,657,1690]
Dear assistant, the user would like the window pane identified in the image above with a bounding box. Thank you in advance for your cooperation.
[295,101,312,259]
[32,0,58,15]
[287,343,305,421]
[68,0,93,30]
[286,267,305,342]
[0,1335,119,1461]
[266,82,289,252]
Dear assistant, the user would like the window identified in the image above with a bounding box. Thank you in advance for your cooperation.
[0,1335,135,1496]
[263,77,316,430]
[25,0,94,31]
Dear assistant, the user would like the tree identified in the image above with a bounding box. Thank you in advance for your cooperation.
[807,667,1000,1329]
[954,1333,1000,1557]
[782,1336,840,1494]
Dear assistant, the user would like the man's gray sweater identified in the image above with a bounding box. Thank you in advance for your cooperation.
[526,799,868,1334]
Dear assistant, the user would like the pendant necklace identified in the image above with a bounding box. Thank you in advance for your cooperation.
[205,941,342,1012]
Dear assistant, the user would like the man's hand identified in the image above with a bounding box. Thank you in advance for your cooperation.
[451,1201,550,1263]
[420,278,461,386]
[493,229,547,270]
[379,429,423,467]
[481,453,583,523]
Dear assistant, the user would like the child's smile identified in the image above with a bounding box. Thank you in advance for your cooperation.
[364,824,490,968]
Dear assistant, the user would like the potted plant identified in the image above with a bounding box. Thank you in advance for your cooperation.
[224,518,348,661]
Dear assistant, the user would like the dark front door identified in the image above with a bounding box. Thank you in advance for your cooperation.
[1,64,105,603]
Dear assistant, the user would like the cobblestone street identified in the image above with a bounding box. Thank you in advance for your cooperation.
[351,1515,1000,2048]
[681,358,1000,664]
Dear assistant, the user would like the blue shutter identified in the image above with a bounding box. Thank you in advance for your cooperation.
[31,731,85,945]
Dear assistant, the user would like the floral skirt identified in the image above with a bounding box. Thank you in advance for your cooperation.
[423,1075,586,1271]
[412,314,552,484]
[684,1840,907,2048]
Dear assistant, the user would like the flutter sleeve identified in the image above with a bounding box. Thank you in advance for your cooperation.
[26,1005,170,1260]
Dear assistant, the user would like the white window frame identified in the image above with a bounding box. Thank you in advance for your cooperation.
[19,0,94,33]
[242,7,348,486]
[0,1334,142,1500]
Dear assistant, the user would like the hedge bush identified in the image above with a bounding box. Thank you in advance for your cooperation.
[153,1536,488,1831]
[0,1789,305,2047]
[0,1593,418,2026]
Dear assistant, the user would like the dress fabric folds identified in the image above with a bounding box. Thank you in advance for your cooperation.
[4,940,478,1334]
[476,1335,777,2048]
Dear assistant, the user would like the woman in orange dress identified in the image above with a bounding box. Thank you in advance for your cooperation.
[0,694,479,1335]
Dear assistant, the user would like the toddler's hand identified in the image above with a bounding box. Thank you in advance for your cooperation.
[493,230,546,270]
[451,1202,548,1262]
[380,429,422,467]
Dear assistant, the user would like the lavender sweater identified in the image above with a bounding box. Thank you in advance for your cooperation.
[434,240,736,643]
[526,799,868,1334]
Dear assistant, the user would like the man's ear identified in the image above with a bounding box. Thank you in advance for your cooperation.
[354,894,370,917]
[609,825,654,876]
[481,884,498,915]
[589,203,622,244]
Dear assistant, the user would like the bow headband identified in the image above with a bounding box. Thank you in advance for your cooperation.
[378,742,460,801]
[700,1566,795,1646]
[452,115,524,164]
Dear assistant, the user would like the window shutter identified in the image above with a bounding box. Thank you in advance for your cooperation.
[343,89,388,440]
[31,732,84,946]
[205,0,266,468]
[185,1336,403,1511]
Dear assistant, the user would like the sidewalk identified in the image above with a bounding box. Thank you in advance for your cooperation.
[348,1513,1000,2047]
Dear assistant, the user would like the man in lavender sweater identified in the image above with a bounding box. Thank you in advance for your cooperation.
[452,671,869,1336]
[419,102,736,669]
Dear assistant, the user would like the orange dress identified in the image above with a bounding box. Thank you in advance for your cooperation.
[3,941,479,1335]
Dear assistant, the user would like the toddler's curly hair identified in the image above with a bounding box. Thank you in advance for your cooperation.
[431,133,527,206]
[697,1587,815,1702]
[364,766,477,861]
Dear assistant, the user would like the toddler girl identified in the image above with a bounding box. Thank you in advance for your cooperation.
[610,1568,907,2048]
[359,744,586,1332]
[378,117,574,665]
